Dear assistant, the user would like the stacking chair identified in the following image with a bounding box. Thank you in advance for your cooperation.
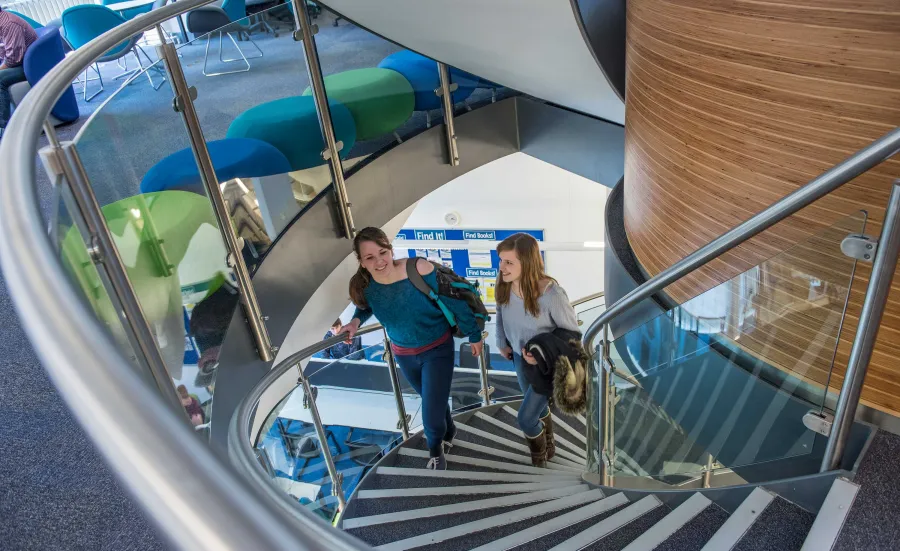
[61,5,164,101]
[186,0,263,77]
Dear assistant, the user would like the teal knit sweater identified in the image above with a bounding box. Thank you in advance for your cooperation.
[352,271,482,348]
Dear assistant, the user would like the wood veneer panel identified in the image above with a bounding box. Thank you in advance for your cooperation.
[625,0,900,414]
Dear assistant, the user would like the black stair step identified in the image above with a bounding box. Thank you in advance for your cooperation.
[348,492,515,520]
[464,412,521,442]
[732,497,815,551]
[345,501,547,548]
[408,429,530,464]
[654,502,731,551]
[513,499,630,551]
[426,501,601,551]
[582,503,671,551]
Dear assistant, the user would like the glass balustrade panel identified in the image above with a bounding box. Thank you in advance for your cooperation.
[593,211,866,485]
[70,21,244,432]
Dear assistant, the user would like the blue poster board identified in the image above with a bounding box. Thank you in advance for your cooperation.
[397,229,544,306]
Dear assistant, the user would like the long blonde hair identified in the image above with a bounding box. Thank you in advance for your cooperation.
[349,227,393,309]
[495,233,555,317]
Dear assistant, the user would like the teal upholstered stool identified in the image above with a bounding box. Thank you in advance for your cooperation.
[226,95,356,172]
[303,67,414,141]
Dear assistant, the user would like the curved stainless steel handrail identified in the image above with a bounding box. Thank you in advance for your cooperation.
[0,2,368,549]
[584,127,900,349]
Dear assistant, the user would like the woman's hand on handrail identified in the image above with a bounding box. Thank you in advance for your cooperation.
[339,319,361,344]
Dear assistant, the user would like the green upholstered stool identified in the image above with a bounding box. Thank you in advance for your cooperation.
[303,67,414,141]
[226,96,356,172]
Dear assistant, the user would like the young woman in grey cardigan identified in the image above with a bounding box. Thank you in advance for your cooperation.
[495,233,579,467]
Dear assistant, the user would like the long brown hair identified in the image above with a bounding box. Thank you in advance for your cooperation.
[349,227,393,309]
[495,233,554,317]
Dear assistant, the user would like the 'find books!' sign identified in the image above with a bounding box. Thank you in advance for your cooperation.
[397,229,544,306]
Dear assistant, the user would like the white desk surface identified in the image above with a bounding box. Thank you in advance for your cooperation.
[105,0,156,12]
[279,386,424,433]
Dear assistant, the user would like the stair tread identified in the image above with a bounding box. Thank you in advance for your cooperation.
[427,501,601,551]
[653,502,730,551]
[348,492,514,520]
[346,501,547,547]
[582,504,671,551]
[514,498,630,551]
[732,497,815,551]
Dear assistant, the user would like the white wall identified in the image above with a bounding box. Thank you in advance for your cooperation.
[321,0,624,123]
[401,152,607,302]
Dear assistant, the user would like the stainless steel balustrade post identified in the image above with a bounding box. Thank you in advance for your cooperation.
[156,35,274,362]
[436,62,460,166]
[600,324,611,485]
[822,180,900,472]
[298,363,348,511]
[383,330,411,440]
[40,129,186,418]
[478,330,493,407]
[290,0,356,239]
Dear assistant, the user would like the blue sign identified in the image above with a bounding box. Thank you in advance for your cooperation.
[466,267,498,278]
[414,229,445,241]
[463,230,496,240]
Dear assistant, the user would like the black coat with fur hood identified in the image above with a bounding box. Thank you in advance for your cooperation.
[522,328,588,415]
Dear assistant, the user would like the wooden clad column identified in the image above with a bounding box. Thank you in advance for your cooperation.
[623,0,900,414]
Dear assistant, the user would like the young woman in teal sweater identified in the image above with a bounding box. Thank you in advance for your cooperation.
[340,227,483,470]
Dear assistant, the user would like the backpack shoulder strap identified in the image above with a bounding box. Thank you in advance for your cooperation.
[405,258,437,299]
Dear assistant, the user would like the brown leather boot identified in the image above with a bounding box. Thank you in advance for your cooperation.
[526,430,547,468]
[541,413,556,460]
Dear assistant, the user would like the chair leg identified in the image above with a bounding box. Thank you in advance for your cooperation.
[83,64,104,102]
[203,32,251,76]
[219,32,262,62]
[135,45,166,90]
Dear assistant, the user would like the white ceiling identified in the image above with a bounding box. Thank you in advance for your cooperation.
[321,0,625,124]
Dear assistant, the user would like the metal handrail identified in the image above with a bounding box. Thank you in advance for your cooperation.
[583,127,900,349]
[0,2,367,550]
[584,130,900,481]
[228,291,608,511]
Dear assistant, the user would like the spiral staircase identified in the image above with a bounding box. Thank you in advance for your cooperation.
[335,402,858,551]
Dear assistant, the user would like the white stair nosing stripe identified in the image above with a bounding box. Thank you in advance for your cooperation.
[622,492,712,551]
[456,422,530,453]
[551,454,587,470]
[800,479,860,551]
[450,440,583,474]
[357,481,584,499]
[450,439,532,465]
[552,444,589,465]
[399,448,581,477]
[548,495,664,551]
[343,485,588,529]
[375,488,607,551]
[476,412,526,438]
[499,406,588,453]
[553,433,589,459]
[701,488,775,551]
[550,413,589,445]
[376,467,577,483]
[470,492,631,551]
[576,413,587,425]
[457,418,585,465]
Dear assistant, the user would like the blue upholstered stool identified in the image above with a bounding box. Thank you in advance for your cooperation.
[377,50,476,118]
[226,96,356,172]
[140,138,291,194]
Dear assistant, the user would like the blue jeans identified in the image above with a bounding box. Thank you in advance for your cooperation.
[514,353,551,438]
[394,338,456,455]
[0,65,27,128]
